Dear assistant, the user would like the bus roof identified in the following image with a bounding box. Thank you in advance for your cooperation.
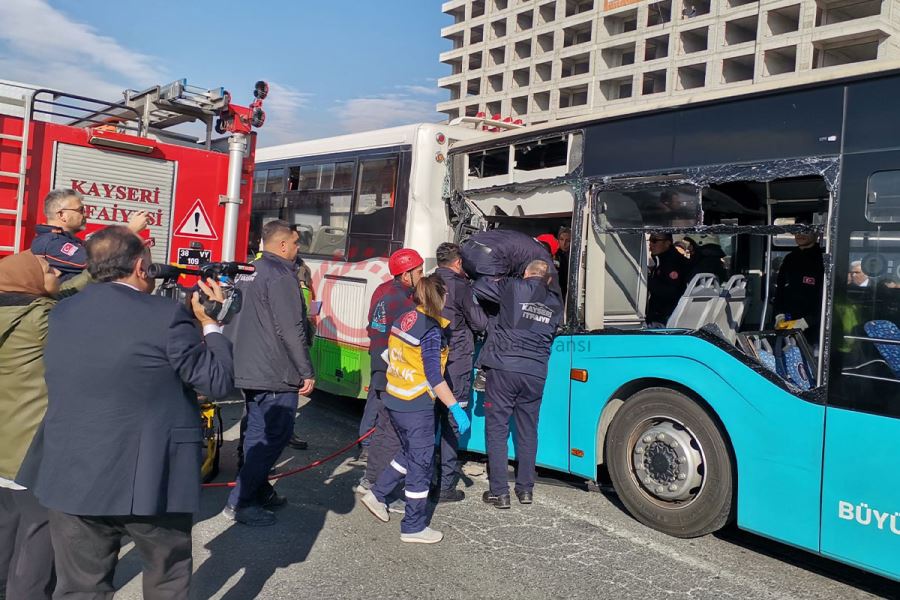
[448,60,900,154]
[256,122,464,163]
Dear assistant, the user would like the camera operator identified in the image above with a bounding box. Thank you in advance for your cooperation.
[223,219,315,527]
[18,226,234,599]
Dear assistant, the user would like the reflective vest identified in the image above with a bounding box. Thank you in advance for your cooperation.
[385,308,449,404]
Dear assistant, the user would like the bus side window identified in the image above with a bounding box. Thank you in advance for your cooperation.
[866,170,900,223]
[835,231,900,413]
[352,157,398,236]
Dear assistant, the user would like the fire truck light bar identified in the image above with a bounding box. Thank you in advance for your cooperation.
[87,129,156,154]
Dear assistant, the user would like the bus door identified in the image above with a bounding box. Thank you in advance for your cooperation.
[822,150,900,577]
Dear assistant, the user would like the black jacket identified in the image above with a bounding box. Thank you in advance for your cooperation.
[686,244,727,283]
[479,276,563,379]
[461,229,561,296]
[647,246,689,325]
[22,283,233,516]
[435,266,488,363]
[774,244,824,338]
[227,252,314,391]
[30,225,87,282]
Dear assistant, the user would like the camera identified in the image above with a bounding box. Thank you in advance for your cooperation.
[147,262,255,324]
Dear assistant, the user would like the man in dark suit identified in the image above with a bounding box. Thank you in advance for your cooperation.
[21,226,234,599]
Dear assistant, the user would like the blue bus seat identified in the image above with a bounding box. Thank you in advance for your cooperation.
[864,320,900,378]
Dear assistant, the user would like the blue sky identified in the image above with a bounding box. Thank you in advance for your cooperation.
[0,0,452,146]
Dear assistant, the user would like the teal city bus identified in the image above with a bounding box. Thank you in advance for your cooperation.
[447,64,900,581]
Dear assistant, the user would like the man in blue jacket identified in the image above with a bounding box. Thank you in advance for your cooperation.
[21,226,233,598]
[479,259,562,509]
[224,219,315,527]
[433,242,487,501]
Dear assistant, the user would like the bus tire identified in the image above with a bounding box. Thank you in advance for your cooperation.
[605,387,734,538]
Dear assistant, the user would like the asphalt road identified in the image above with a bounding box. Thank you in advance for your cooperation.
[112,392,899,600]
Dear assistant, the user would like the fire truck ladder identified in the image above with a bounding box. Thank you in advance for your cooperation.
[67,79,230,148]
[0,84,35,254]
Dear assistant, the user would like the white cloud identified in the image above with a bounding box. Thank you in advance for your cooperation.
[395,84,440,96]
[254,82,313,147]
[333,94,442,134]
[0,0,165,98]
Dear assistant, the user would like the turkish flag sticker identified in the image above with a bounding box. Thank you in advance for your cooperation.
[60,242,78,257]
[669,271,679,280]
[803,276,816,285]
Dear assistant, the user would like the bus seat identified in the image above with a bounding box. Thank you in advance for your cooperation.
[864,320,900,378]
[665,273,721,330]
[310,226,346,256]
[709,275,748,344]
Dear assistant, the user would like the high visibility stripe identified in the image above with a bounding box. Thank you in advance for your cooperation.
[390,326,421,346]
[390,460,407,475]
[405,489,429,499]
[386,381,428,399]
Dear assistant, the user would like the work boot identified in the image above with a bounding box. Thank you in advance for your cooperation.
[515,490,533,505]
[472,369,486,393]
[433,488,465,503]
[388,499,406,514]
[259,489,288,510]
[482,490,511,509]
[462,462,486,477]
[288,435,308,450]
[234,505,277,527]
[400,527,444,544]
[360,491,389,522]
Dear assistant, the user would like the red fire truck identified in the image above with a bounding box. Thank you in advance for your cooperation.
[0,78,267,265]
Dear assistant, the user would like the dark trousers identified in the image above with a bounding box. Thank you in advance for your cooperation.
[0,487,54,600]
[358,377,384,447]
[485,368,545,496]
[48,510,191,600]
[228,389,298,508]
[364,402,402,485]
[371,408,435,534]
[435,359,470,491]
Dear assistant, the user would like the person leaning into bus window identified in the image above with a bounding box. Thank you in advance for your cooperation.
[683,234,727,283]
[646,233,689,327]
[356,249,423,503]
[0,252,90,600]
[774,229,824,344]
[359,274,470,544]
[31,188,150,282]
[480,259,562,509]
[433,242,488,503]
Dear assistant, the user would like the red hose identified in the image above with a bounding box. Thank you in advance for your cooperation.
[202,428,374,489]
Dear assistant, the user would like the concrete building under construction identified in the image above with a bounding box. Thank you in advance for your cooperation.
[437,0,900,124]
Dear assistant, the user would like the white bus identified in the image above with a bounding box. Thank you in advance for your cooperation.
[252,122,488,398]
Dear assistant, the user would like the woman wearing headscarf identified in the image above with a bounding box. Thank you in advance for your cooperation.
[0,251,90,600]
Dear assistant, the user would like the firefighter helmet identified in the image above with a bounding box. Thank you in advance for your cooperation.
[388,248,424,276]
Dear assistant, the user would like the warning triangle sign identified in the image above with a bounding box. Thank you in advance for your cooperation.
[174,199,218,240]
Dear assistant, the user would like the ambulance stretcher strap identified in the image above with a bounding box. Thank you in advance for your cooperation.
[201,428,375,489]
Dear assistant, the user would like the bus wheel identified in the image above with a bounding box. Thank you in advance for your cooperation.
[606,387,733,538]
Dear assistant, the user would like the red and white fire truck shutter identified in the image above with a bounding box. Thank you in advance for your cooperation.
[51,143,176,262]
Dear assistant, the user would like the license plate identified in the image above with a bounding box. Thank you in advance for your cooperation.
[176,248,211,267]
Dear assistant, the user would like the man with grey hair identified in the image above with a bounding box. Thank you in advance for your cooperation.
[31,188,149,282]
[478,258,562,509]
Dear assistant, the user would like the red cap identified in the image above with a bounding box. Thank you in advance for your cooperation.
[388,248,424,276]
[536,234,559,257]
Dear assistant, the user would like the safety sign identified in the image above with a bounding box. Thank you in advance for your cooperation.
[174,199,218,240]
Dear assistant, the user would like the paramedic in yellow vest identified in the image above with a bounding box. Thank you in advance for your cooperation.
[359,274,470,544]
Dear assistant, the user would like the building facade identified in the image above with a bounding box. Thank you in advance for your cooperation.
[437,0,900,124]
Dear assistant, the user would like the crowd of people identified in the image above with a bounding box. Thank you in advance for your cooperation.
[0,187,567,597]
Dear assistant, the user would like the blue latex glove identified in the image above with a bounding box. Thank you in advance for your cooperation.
[449,403,471,436]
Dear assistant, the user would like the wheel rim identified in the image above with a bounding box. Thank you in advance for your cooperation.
[628,416,706,507]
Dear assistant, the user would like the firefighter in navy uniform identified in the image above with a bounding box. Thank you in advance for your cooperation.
[774,230,825,344]
[646,233,689,327]
[356,249,423,497]
[359,274,470,544]
[433,242,488,502]
[31,188,149,281]
[480,259,562,509]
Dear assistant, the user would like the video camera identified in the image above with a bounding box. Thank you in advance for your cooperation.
[147,261,255,324]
